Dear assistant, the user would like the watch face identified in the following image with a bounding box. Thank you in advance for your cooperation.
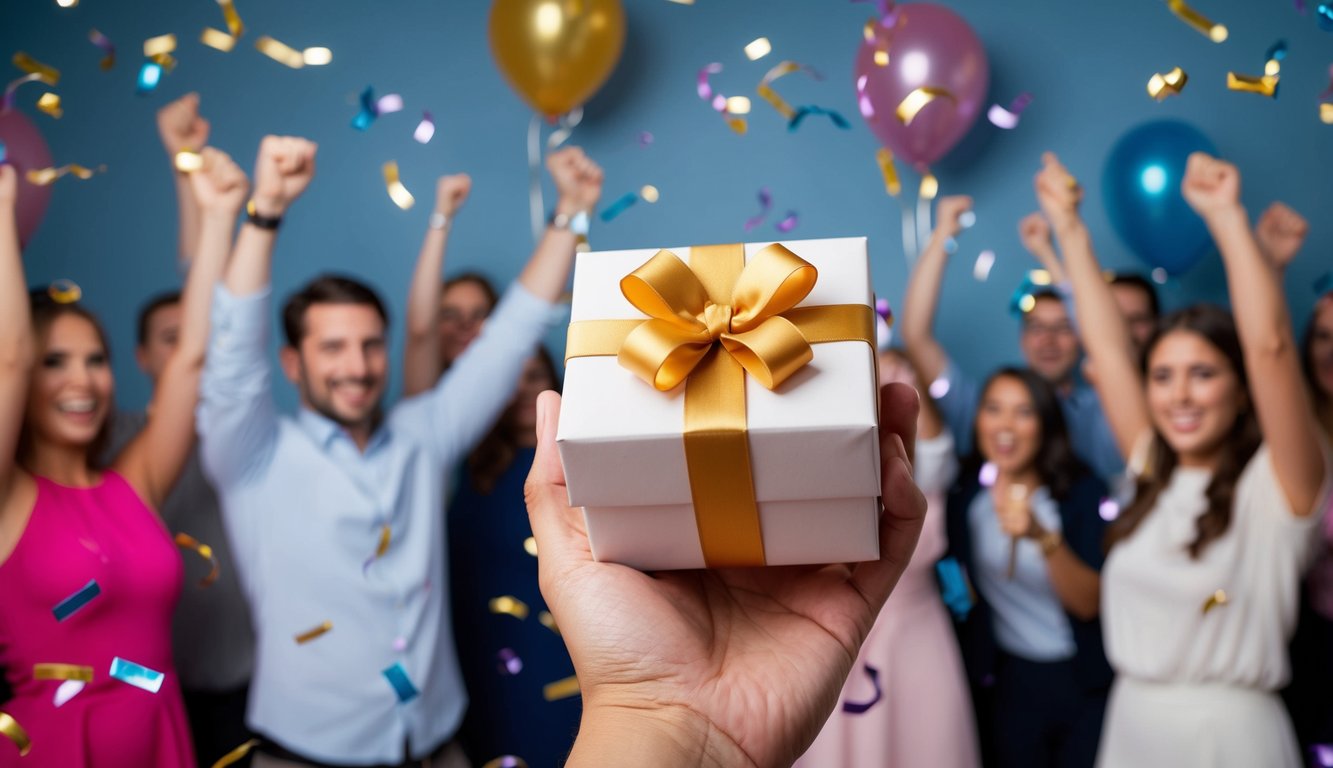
[569,211,590,236]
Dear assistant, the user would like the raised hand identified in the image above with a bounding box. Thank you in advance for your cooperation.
[1180,152,1241,220]
[547,146,603,215]
[157,92,210,158]
[1019,212,1053,256]
[250,136,317,218]
[934,195,973,240]
[0,164,16,210]
[187,147,249,216]
[995,484,1035,538]
[1254,201,1308,270]
[434,173,472,216]
[1033,152,1083,234]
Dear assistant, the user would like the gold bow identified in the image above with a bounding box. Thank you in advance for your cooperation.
[566,243,874,567]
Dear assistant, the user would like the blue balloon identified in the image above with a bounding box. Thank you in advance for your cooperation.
[1101,120,1218,275]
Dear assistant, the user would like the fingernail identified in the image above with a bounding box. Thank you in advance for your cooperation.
[536,395,548,438]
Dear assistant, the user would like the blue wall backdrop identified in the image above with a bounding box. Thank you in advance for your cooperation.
[4,0,1331,411]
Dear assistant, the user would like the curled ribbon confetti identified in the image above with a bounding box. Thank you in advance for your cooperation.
[174,532,220,587]
[1166,0,1228,42]
[1147,67,1188,100]
[2,72,55,112]
[374,523,392,558]
[987,92,1033,129]
[13,53,61,85]
[211,738,261,768]
[744,37,772,61]
[52,578,100,620]
[542,675,580,701]
[1227,72,1278,98]
[414,111,435,143]
[896,86,957,126]
[202,0,246,52]
[973,250,996,281]
[789,105,850,131]
[842,664,883,714]
[775,211,799,232]
[537,610,560,635]
[489,595,530,621]
[256,36,331,68]
[28,164,104,186]
[482,758,530,768]
[48,279,82,304]
[744,187,772,231]
[697,63,747,134]
[294,620,333,644]
[0,712,31,757]
[383,161,415,210]
[756,60,848,131]
[89,29,115,70]
[33,663,94,682]
[875,148,901,196]
[109,657,164,693]
[1202,588,1229,614]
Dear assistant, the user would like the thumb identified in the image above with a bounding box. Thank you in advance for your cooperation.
[524,391,588,570]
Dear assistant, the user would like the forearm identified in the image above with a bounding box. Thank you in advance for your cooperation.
[174,210,236,367]
[568,705,753,768]
[900,231,951,382]
[1044,545,1101,620]
[174,173,202,270]
[516,224,578,302]
[1026,240,1068,285]
[403,226,449,395]
[224,223,277,297]
[0,202,29,365]
[1212,209,1296,359]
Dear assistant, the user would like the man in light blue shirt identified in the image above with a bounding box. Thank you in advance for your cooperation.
[198,135,603,766]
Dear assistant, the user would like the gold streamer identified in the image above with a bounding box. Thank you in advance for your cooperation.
[174,151,203,173]
[1147,67,1188,101]
[542,675,580,701]
[383,161,415,210]
[143,33,177,59]
[27,164,102,186]
[375,524,391,558]
[1226,72,1278,98]
[756,60,805,121]
[482,758,530,768]
[875,148,901,197]
[1321,103,1333,124]
[523,536,538,557]
[219,0,244,37]
[294,620,332,644]
[48,279,82,304]
[174,532,219,587]
[489,596,529,621]
[33,663,94,682]
[537,611,560,635]
[36,92,62,118]
[919,173,939,201]
[211,738,260,768]
[200,28,238,52]
[1166,0,1228,43]
[255,36,306,69]
[12,52,60,85]
[895,87,957,126]
[0,712,30,757]
[1202,589,1229,614]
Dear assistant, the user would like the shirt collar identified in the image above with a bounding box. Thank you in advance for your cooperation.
[297,407,392,453]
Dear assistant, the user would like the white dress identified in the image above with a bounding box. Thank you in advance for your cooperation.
[1097,444,1332,767]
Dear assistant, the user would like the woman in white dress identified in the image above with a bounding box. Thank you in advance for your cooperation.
[1033,151,1332,767]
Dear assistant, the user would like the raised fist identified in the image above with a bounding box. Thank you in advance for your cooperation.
[547,146,603,214]
[1254,201,1307,269]
[1033,152,1083,234]
[1180,152,1241,219]
[251,136,317,217]
[157,92,210,158]
[935,195,973,240]
[1018,212,1053,255]
[188,147,249,215]
[434,174,472,216]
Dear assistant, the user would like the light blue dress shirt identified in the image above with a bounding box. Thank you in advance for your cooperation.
[197,282,558,765]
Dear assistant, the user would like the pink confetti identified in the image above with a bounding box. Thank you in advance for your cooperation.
[988,92,1033,130]
[376,94,403,114]
[774,211,799,233]
[1099,498,1121,521]
[978,462,998,487]
[414,111,435,144]
[497,648,523,676]
[743,187,772,231]
[638,131,654,146]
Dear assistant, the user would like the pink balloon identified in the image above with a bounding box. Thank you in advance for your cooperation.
[854,4,989,171]
[0,108,54,246]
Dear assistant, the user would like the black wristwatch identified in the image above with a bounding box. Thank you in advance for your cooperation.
[246,200,283,231]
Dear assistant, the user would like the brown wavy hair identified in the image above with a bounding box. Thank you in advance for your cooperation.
[466,347,561,495]
[1105,305,1261,558]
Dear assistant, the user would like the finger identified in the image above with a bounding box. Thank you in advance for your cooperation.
[879,381,919,469]
[524,391,592,573]
[849,449,926,611]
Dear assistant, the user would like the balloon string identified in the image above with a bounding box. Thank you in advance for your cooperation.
[528,114,545,244]
[901,196,917,265]
[915,192,932,265]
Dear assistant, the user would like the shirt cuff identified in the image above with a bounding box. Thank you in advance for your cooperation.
[211,283,273,349]
[490,282,566,330]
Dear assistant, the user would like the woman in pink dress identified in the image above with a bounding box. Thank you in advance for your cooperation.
[796,349,981,768]
[0,149,247,766]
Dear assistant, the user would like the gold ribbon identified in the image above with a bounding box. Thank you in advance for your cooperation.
[566,243,874,567]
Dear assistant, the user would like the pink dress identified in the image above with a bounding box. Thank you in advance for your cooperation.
[796,432,980,768]
[0,472,194,767]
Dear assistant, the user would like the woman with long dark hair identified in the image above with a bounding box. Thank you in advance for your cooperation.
[947,366,1111,768]
[0,149,245,765]
[1036,152,1330,767]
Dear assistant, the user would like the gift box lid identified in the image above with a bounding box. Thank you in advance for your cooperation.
[557,237,881,509]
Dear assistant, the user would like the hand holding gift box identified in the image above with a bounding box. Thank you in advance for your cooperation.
[558,238,882,570]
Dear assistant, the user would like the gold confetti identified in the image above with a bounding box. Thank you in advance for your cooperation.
[542,675,580,701]
[1227,72,1278,98]
[88,29,115,70]
[219,0,244,37]
[294,620,333,644]
[875,148,901,197]
[756,60,804,121]
[725,96,751,115]
[896,87,956,126]
[1029,269,1054,286]
[174,532,219,587]
[382,161,415,210]
[143,33,178,59]
[27,164,103,186]
[1321,103,1333,124]
[1147,67,1188,101]
[489,595,529,621]
[375,524,391,558]
[639,185,660,203]
[57,0,78,7]
[482,758,530,768]
[1166,0,1228,42]
[36,92,61,119]
[13,53,61,85]
[302,47,333,66]
[1202,588,1228,614]
[537,611,560,635]
[523,536,538,557]
[0,712,30,757]
[200,28,238,52]
[211,738,260,768]
[744,37,772,61]
[255,35,308,69]
[33,663,94,682]
[47,279,82,304]
[919,172,939,201]
[174,151,203,173]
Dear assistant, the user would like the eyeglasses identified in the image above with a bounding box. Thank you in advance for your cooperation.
[1021,323,1074,338]
[440,309,489,326]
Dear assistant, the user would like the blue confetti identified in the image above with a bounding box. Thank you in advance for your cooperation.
[382,662,419,703]
[788,106,851,132]
[598,192,638,222]
[109,656,164,693]
[0,141,7,164]
[352,86,376,131]
[136,62,163,94]
[52,579,100,622]
[1318,3,1333,30]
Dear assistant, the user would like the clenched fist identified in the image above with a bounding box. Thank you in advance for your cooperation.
[1180,152,1241,220]
[158,93,210,159]
[547,147,603,215]
[1254,201,1307,270]
[434,174,472,217]
[251,136,317,218]
[188,147,249,216]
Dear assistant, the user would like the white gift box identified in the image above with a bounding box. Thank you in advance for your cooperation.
[556,237,881,570]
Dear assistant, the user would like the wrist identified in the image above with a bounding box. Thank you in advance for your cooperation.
[554,197,587,217]
[250,195,287,219]
[571,703,752,768]
[1203,204,1248,230]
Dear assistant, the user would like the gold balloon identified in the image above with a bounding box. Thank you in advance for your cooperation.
[489,0,626,117]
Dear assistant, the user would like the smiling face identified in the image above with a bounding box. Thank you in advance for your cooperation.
[281,303,389,432]
[438,279,494,365]
[976,374,1042,477]
[1145,329,1246,468]
[25,312,115,454]
[1019,296,1081,387]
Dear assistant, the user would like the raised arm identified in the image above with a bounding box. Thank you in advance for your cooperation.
[1181,154,1327,516]
[1018,211,1069,286]
[157,93,211,271]
[900,195,971,389]
[402,174,472,397]
[1253,201,1308,274]
[0,166,32,505]
[517,147,602,301]
[224,136,316,296]
[1035,153,1150,461]
[116,148,246,508]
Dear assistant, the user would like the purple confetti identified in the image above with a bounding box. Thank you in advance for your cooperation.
[414,111,435,144]
[842,664,883,714]
[497,648,524,676]
[978,462,998,488]
[774,211,799,233]
[928,375,951,399]
[743,188,772,231]
[1099,498,1121,521]
[874,298,892,321]
[638,131,654,147]
[1314,744,1333,768]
